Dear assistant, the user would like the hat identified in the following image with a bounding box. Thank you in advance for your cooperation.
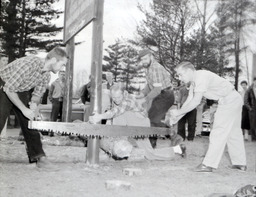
[138,49,151,59]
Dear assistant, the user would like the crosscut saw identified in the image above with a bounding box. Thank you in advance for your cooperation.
[28,121,172,138]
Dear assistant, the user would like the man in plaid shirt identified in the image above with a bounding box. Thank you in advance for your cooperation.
[0,46,68,167]
[89,84,148,125]
[89,84,186,160]
[136,49,181,148]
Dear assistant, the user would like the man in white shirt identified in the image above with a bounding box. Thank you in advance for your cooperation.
[169,61,246,172]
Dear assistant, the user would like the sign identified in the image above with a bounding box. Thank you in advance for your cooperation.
[64,0,96,43]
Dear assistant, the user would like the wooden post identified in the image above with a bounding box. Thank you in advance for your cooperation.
[62,37,75,123]
[86,0,104,165]
[253,54,256,80]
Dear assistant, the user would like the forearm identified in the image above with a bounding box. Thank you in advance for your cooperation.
[179,99,200,115]
[5,90,28,111]
[98,111,114,120]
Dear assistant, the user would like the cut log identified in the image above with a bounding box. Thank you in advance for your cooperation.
[100,137,133,159]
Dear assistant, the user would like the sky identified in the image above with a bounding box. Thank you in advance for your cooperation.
[48,0,150,85]
[46,0,255,87]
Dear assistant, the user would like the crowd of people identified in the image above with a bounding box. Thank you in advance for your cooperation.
[0,47,254,172]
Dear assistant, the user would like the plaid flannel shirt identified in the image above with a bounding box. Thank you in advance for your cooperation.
[145,59,172,91]
[105,91,147,118]
[0,56,51,97]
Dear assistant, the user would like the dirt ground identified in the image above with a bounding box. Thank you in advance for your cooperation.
[0,129,255,197]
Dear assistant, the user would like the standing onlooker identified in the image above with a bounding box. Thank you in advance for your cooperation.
[136,49,181,148]
[169,61,246,172]
[177,82,197,141]
[0,54,9,138]
[49,70,65,122]
[103,72,115,90]
[239,80,250,141]
[0,46,68,166]
[244,77,256,142]
[80,81,91,105]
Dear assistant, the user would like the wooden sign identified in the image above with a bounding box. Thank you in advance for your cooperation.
[64,0,96,43]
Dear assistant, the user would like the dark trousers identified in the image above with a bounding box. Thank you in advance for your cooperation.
[148,88,175,147]
[249,109,256,141]
[148,88,175,127]
[0,78,45,160]
[51,98,63,122]
[178,109,197,141]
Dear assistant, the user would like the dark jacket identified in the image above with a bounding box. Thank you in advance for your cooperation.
[244,85,256,111]
[80,83,91,104]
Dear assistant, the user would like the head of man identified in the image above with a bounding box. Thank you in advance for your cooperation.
[0,54,8,66]
[45,46,69,74]
[106,72,114,83]
[138,49,153,68]
[58,70,66,81]
[175,62,196,84]
[253,77,256,87]
[240,80,248,90]
[110,84,125,105]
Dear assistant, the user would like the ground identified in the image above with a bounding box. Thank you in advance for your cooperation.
[0,129,255,197]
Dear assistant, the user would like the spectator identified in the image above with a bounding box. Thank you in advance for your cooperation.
[239,80,250,141]
[177,82,197,141]
[0,54,9,138]
[49,70,65,122]
[244,77,256,141]
[80,81,91,105]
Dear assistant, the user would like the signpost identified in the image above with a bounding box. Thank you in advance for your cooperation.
[64,0,96,43]
[63,0,104,165]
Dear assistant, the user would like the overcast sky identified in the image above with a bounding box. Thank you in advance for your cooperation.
[48,0,150,84]
[48,0,255,85]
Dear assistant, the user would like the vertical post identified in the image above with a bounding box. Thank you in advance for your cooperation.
[253,54,256,80]
[86,0,104,165]
[62,37,75,123]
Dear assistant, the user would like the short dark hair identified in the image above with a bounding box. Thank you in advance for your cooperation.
[110,83,125,94]
[46,46,68,61]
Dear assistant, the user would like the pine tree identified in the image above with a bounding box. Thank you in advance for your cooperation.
[103,40,144,93]
[0,0,63,62]
[215,0,256,89]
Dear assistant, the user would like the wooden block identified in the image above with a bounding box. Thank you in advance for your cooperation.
[105,180,131,190]
[122,168,142,176]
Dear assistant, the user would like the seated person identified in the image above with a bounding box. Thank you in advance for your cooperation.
[89,84,186,160]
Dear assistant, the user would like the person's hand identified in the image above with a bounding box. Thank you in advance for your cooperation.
[137,97,146,105]
[89,113,102,124]
[29,102,37,111]
[22,107,35,120]
[135,93,145,99]
[31,95,41,105]
[170,109,180,117]
[163,109,180,126]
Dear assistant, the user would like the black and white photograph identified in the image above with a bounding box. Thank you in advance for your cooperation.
[0,0,256,196]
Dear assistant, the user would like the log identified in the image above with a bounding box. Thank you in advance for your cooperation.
[100,137,133,159]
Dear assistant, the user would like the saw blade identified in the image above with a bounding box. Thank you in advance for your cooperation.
[28,121,171,138]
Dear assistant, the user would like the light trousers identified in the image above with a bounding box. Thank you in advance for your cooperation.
[203,91,246,168]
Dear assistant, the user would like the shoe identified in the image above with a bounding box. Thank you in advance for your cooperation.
[36,156,58,170]
[170,134,183,146]
[229,165,247,171]
[194,164,213,172]
[180,144,187,158]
